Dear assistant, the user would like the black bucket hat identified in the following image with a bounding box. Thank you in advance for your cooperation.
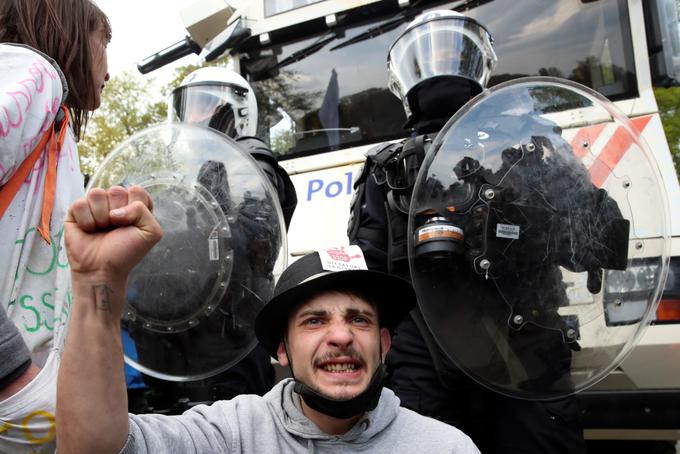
[255,249,416,358]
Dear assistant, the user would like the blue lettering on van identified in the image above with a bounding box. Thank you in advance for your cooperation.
[306,172,354,201]
[307,179,324,200]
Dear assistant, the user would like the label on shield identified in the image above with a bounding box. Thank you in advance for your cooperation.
[208,231,219,261]
[496,223,520,239]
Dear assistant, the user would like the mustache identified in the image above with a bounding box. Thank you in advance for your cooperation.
[313,348,365,367]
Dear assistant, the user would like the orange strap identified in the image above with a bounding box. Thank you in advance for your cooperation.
[0,105,70,245]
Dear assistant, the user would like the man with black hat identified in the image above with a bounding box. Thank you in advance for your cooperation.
[56,186,479,453]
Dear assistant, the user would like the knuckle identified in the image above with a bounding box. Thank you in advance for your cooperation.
[130,200,146,210]
[108,185,128,198]
[88,187,106,198]
[128,185,146,196]
[153,227,164,242]
[71,197,87,210]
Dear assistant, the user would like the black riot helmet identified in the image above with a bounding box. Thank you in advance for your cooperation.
[388,10,497,133]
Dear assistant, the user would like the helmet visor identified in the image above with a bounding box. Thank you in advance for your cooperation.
[388,16,497,102]
[170,83,248,138]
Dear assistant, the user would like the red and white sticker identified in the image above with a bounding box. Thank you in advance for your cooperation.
[318,245,368,271]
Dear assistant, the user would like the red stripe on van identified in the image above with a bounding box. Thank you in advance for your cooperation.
[570,123,606,158]
[588,115,653,187]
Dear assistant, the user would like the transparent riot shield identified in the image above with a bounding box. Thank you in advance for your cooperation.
[408,77,670,400]
[88,124,287,381]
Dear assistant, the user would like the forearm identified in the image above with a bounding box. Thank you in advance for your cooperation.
[57,276,129,454]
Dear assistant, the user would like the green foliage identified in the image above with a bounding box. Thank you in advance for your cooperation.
[79,71,166,176]
[160,56,231,98]
[79,56,233,178]
[270,129,294,156]
[163,63,202,98]
[653,86,680,178]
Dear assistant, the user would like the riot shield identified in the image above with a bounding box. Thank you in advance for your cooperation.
[88,124,287,381]
[408,77,670,400]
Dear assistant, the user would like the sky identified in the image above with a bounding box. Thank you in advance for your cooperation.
[94,0,200,93]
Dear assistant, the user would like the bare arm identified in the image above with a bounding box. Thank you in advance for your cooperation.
[57,186,162,454]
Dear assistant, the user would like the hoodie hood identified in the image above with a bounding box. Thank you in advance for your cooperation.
[264,378,400,443]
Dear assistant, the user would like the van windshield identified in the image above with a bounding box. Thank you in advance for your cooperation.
[245,0,635,158]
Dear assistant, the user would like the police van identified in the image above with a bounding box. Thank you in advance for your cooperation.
[143,0,680,442]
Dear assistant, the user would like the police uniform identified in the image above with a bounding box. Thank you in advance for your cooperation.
[127,68,297,414]
[347,10,587,453]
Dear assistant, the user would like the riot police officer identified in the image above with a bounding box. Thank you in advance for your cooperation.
[127,67,297,414]
[170,66,297,227]
[348,10,588,453]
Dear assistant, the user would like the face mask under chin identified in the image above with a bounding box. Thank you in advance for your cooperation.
[293,364,388,419]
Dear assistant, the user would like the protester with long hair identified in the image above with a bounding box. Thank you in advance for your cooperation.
[0,1,111,451]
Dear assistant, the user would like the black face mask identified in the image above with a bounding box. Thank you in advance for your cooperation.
[405,76,482,134]
[293,364,387,419]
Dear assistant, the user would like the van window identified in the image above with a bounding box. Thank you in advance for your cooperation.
[264,0,324,17]
[245,0,636,158]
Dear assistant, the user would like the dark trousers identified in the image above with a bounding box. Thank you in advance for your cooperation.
[387,316,587,454]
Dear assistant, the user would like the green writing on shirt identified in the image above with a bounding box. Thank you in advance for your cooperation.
[15,226,68,276]
[16,288,69,334]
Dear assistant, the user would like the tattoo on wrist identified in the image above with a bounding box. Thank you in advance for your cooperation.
[93,285,113,312]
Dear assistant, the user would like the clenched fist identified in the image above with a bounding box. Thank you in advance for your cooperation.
[65,185,163,286]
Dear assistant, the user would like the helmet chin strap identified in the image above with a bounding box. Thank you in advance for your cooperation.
[284,341,388,420]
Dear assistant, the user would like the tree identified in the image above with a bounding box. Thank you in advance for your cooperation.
[79,71,166,176]
[163,63,202,98]
[270,129,295,155]
[161,55,231,98]
[79,56,233,177]
[654,86,680,178]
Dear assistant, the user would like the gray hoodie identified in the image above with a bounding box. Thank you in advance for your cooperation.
[120,378,479,453]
